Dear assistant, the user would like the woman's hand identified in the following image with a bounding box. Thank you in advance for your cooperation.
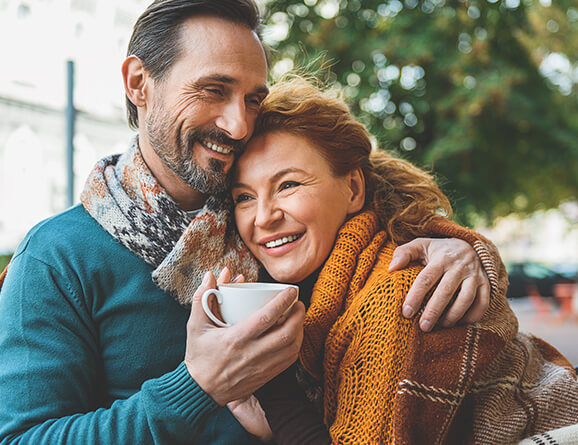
[389,238,490,332]
[227,395,274,442]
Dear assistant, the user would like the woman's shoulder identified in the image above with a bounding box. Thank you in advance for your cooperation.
[373,241,424,281]
[346,243,423,311]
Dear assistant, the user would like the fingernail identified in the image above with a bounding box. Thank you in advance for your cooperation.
[232,274,243,282]
[288,287,297,298]
[420,320,432,332]
[403,304,415,318]
[202,271,211,285]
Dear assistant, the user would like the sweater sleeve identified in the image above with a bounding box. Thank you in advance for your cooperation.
[423,217,508,303]
[0,248,246,444]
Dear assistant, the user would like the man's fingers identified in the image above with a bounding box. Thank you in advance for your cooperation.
[389,238,430,272]
[417,271,463,331]
[402,263,442,318]
[255,301,305,369]
[438,278,477,327]
[236,286,300,338]
[460,281,490,324]
[189,271,217,327]
[217,267,231,285]
[232,274,245,283]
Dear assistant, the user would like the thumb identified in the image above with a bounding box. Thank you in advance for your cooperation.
[389,239,428,272]
[189,271,217,327]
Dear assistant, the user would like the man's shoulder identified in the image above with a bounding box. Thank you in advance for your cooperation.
[22,204,106,247]
[14,204,126,264]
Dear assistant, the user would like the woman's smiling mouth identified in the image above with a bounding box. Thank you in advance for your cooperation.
[262,233,304,249]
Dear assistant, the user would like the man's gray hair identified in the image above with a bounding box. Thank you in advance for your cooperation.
[125,0,263,130]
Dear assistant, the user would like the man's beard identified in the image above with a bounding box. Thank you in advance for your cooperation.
[145,109,244,195]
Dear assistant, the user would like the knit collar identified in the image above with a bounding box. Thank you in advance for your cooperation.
[299,211,388,378]
[80,136,259,306]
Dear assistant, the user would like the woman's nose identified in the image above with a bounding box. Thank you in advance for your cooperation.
[254,200,283,228]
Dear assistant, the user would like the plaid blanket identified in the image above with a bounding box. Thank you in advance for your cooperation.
[301,211,578,444]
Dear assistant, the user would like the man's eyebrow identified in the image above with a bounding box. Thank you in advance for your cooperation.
[194,75,269,95]
[232,168,305,190]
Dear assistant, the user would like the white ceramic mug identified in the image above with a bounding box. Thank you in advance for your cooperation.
[201,282,299,327]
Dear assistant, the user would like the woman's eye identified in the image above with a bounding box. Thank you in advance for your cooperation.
[279,181,300,191]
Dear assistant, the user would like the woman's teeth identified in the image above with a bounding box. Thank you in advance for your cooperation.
[265,234,301,248]
[206,142,231,154]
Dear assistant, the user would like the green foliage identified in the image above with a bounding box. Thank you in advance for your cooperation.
[263,0,578,224]
[0,254,11,273]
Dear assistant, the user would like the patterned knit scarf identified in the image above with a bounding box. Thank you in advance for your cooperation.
[80,137,259,306]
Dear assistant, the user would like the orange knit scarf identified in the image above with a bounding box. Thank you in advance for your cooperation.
[300,211,419,443]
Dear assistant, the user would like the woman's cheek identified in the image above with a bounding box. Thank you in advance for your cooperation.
[235,208,253,246]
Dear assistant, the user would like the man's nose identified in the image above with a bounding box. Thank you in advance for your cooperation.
[215,99,250,141]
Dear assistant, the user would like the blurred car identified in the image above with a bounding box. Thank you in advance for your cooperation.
[552,263,578,281]
[506,262,577,299]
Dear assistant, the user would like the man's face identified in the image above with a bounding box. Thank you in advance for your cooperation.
[143,16,268,194]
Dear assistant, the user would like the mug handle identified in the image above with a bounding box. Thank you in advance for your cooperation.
[201,288,230,327]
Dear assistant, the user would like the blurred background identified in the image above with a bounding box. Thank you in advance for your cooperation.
[0,0,576,361]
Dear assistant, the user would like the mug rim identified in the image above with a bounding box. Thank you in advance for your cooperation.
[218,282,297,291]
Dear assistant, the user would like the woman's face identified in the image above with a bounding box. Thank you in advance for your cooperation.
[232,131,364,283]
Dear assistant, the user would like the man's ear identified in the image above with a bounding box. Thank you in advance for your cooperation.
[122,55,148,108]
[346,167,366,214]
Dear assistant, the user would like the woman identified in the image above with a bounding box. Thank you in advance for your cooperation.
[226,77,578,444]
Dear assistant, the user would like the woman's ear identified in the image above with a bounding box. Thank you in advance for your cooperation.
[346,167,366,214]
[122,55,148,108]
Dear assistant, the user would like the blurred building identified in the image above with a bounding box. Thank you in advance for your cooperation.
[479,201,578,266]
[0,0,575,267]
[0,0,148,251]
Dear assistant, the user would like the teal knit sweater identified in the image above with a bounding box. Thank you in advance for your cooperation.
[0,205,251,444]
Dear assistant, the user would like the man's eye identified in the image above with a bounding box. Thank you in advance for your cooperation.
[279,181,300,191]
[234,193,252,204]
[207,87,223,96]
[246,96,262,106]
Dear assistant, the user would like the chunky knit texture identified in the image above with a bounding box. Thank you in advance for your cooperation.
[301,211,578,444]
[80,137,259,305]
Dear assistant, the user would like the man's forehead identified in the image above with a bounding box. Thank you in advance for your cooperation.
[173,16,268,87]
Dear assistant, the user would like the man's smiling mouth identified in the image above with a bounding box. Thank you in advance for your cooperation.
[203,141,232,155]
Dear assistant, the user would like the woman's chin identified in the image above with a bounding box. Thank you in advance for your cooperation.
[268,269,310,284]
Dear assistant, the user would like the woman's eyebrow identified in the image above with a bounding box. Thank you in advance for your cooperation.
[231,168,306,190]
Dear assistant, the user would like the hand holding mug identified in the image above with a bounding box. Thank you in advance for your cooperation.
[184,268,305,406]
[202,282,299,327]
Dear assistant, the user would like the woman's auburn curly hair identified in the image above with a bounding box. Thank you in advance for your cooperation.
[252,76,452,244]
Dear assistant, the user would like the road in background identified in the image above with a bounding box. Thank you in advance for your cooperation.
[509,297,578,365]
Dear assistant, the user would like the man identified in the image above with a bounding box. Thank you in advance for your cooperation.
[0,0,499,443]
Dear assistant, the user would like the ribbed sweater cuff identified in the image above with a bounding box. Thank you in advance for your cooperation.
[155,361,220,425]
